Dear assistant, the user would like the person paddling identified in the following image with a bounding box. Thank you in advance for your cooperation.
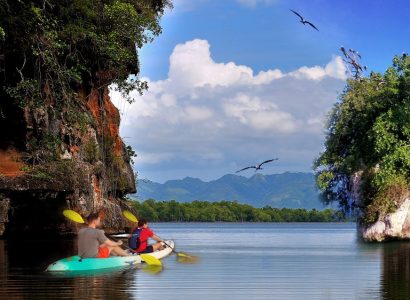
[129,218,165,253]
[78,212,129,258]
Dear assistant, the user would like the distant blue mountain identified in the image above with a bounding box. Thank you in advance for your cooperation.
[131,172,329,210]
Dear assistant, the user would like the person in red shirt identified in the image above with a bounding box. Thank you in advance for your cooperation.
[131,218,165,253]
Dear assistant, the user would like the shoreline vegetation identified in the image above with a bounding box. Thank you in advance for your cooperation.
[130,199,350,222]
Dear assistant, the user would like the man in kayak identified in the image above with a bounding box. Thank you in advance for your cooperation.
[129,218,165,253]
[78,212,129,258]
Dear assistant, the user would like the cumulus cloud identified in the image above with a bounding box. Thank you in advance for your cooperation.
[111,39,347,182]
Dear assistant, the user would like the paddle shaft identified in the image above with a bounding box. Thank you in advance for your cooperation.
[161,240,185,257]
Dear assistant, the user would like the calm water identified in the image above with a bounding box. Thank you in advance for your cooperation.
[0,223,409,299]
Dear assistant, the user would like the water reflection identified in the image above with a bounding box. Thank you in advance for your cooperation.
[0,239,138,299]
[381,242,410,299]
[0,223,409,299]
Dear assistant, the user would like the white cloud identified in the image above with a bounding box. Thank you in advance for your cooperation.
[289,56,347,81]
[184,106,214,123]
[169,39,254,89]
[111,39,346,182]
[223,93,297,133]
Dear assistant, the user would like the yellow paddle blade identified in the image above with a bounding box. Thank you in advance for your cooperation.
[142,265,163,275]
[177,252,199,261]
[140,254,162,267]
[177,252,190,258]
[63,210,84,223]
[123,210,138,223]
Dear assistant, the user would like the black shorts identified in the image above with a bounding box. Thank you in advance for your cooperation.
[138,245,154,254]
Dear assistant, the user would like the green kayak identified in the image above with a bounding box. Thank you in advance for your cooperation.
[46,240,174,272]
[46,255,141,272]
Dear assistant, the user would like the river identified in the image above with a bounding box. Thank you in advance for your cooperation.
[0,222,409,299]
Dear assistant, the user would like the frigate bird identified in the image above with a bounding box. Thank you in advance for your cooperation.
[289,9,319,31]
[236,158,279,173]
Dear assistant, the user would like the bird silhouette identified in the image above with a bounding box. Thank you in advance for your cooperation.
[236,158,279,173]
[289,9,319,31]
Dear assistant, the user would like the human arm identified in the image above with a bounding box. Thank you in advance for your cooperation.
[151,234,163,242]
[97,230,123,247]
[104,239,123,247]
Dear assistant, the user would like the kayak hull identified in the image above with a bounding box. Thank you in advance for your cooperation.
[46,240,174,272]
[46,255,141,272]
[150,240,174,260]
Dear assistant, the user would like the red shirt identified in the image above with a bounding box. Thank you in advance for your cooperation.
[136,227,154,253]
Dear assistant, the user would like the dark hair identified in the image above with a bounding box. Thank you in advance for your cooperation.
[87,212,100,223]
[138,218,147,227]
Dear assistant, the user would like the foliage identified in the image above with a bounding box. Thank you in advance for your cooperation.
[125,145,137,165]
[24,133,61,164]
[314,55,410,224]
[0,0,172,108]
[0,26,4,41]
[130,199,348,222]
[83,140,100,163]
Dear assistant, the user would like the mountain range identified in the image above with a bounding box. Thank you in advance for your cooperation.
[131,172,329,210]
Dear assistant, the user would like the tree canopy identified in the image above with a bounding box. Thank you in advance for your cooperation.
[130,199,346,222]
[0,0,171,108]
[314,55,410,224]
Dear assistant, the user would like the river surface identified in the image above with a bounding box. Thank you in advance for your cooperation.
[0,222,409,299]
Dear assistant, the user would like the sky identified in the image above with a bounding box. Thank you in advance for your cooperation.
[111,0,410,183]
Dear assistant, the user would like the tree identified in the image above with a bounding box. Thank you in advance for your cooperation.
[0,0,172,111]
[314,54,410,224]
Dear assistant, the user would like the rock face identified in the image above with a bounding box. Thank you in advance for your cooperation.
[0,86,136,236]
[362,199,410,242]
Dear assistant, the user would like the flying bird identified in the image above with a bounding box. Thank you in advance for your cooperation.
[236,158,279,173]
[289,9,319,31]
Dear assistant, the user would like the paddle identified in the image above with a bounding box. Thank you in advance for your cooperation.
[63,209,162,266]
[139,254,162,266]
[121,210,196,259]
[63,210,84,223]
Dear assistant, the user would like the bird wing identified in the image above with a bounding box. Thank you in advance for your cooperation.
[305,21,319,31]
[236,166,255,173]
[259,158,279,167]
[289,9,304,21]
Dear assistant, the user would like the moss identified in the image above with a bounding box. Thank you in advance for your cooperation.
[83,140,100,163]
[24,133,61,164]
[361,176,410,225]
[65,109,92,134]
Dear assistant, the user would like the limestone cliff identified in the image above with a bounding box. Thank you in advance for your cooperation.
[362,199,410,241]
[0,0,172,237]
[350,171,410,242]
[0,86,136,236]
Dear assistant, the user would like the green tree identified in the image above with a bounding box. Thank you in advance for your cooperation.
[0,0,171,108]
[314,55,410,224]
[129,199,345,222]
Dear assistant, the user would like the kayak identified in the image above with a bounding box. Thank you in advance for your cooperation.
[46,240,175,272]
[146,240,174,260]
[46,255,141,272]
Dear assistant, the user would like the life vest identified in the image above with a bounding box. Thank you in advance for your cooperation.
[129,227,143,250]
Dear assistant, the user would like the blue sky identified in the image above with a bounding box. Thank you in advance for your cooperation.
[111,0,410,183]
[140,0,410,80]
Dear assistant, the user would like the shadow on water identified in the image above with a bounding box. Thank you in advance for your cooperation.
[2,223,410,299]
[381,241,410,299]
[0,238,141,299]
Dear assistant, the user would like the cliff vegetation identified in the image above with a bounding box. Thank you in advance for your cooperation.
[314,55,410,228]
[0,0,171,236]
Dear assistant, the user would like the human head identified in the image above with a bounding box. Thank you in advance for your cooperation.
[138,218,148,228]
[87,212,101,227]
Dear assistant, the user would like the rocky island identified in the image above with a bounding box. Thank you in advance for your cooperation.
[315,55,410,241]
